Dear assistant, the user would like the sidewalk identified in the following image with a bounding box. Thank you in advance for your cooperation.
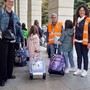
[0,46,90,90]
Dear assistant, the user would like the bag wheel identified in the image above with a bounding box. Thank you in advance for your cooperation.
[43,73,46,80]
[49,73,51,75]
[30,73,33,80]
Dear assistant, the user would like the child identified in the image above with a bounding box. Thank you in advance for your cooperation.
[58,20,75,73]
[27,25,40,60]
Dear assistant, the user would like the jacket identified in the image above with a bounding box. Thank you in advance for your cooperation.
[27,34,40,59]
[75,17,90,45]
[0,7,19,36]
[59,29,74,52]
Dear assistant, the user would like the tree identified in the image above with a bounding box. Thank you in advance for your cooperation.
[85,0,90,3]
[42,0,48,25]
[74,0,86,11]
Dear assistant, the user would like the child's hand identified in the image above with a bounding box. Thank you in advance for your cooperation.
[35,50,40,53]
[26,47,28,50]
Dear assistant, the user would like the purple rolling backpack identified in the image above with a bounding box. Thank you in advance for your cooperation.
[48,45,65,75]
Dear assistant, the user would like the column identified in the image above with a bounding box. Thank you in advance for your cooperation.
[48,0,74,24]
[19,0,28,28]
[28,0,42,30]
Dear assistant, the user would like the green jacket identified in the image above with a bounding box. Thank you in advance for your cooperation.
[22,29,28,39]
[58,29,74,52]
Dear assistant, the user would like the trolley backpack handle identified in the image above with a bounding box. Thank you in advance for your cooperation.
[56,44,58,54]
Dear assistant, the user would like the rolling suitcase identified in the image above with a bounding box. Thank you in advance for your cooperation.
[29,57,46,80]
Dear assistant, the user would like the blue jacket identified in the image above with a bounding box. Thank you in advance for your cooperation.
[15,24,24,43]
[0,7,19,35]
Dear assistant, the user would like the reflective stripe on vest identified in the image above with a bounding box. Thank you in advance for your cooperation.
[82,17,90,45]
[74,17,90,45]
[48,22,62,44]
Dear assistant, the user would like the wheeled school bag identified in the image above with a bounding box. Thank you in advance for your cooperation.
[15,48,27,67]
[48,45,65,75]
[29,57,46,80]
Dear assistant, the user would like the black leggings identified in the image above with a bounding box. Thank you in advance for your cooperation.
[75,42,89,71]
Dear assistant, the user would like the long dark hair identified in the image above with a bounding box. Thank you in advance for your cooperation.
[65,20,73,30]
[34,20,39,27]
[28,25,38,37]
[75,5,89,19]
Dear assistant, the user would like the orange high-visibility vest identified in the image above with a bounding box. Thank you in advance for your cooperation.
[48,22,62,44]
[74,17,90,45]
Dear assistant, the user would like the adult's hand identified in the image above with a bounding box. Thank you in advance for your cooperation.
[87,43,90,49]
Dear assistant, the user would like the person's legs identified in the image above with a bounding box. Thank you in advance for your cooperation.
[68,50,75,68]
[63,52,69,68]
[82,45,88,71]
[25,38,27,46]
[58,45,61,54]
[74,42,82,75]
[81,45,89,77]
[49,44,55,59]
[75,42,82,70]
[63,52,69,73]
[0,40,8,86]
[7,43,16,79]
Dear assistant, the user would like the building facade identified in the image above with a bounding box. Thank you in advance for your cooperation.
[48,0,74,25]
[0,0,74,29]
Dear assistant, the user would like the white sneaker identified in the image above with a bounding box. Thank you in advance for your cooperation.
[81,70,87,77]
[65,69,69,73]
[69,68,76,72]
[73,69,82,76]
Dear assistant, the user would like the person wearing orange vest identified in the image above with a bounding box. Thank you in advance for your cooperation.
[73,5,90,77]
[47,13,63,59]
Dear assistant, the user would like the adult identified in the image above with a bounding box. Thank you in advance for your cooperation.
[34,20,42,39]
[73,5,90,77]
[47,13,63,59]
[0,0,19,86]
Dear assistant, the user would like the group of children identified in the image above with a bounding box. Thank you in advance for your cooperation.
[27,19,75,74]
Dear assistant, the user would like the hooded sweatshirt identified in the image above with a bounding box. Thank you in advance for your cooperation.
[58,29,74,52]
[27,34,40,59]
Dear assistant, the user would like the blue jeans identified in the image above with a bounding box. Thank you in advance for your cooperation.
[49,44,61,59]
[63,51,74,69]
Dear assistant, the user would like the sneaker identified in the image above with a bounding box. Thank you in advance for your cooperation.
[81,70,87,77]
[73,69,82,76]
[65,69,69,73]
[69,68,76,72]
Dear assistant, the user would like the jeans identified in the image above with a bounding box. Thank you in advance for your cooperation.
[49,44,61,59]
[75,42,88,71]
[63,51,74,69]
